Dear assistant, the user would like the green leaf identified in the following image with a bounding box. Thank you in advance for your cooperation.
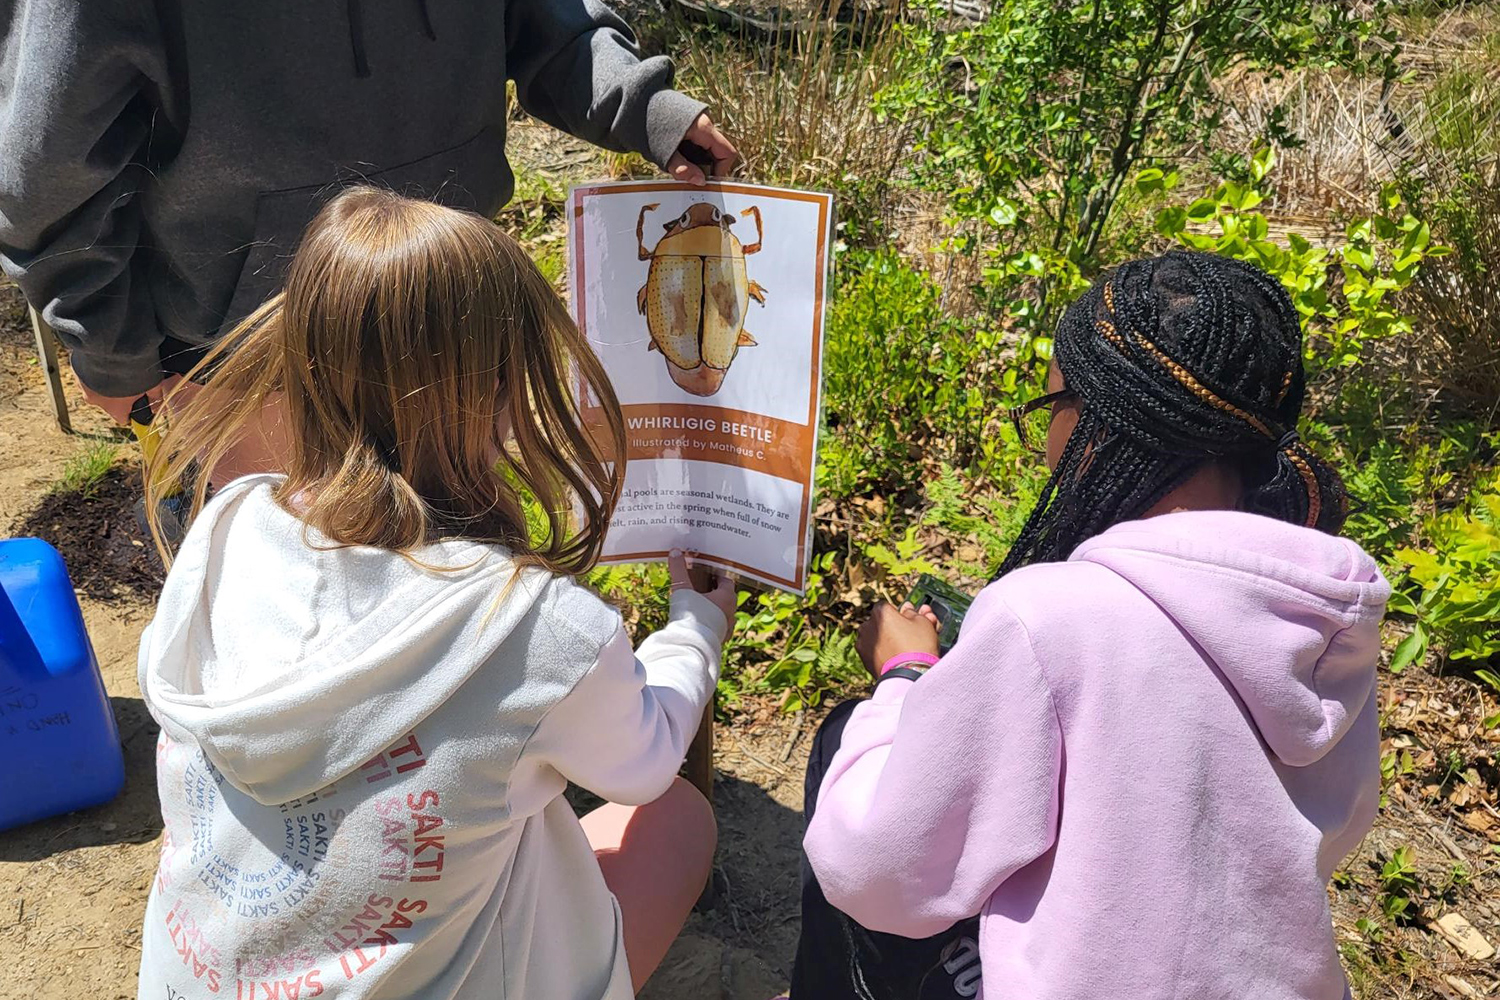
[1156,205,1189,236]
[1386,590,1419,616]
[1389,630,1425,673]
[1406,220,1431,252]
[1250,146,1276,182]
[1342,246,1376,272]
[1186,198,1220,223]
[1135,168,1167,194]
[989,200,1020,227]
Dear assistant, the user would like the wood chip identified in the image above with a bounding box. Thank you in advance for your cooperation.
[1460,809,1495,835]
[1435,913,1496,961]
[1444,976,1482,999]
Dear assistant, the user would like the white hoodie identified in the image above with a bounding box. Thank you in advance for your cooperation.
[137,475,725,1000]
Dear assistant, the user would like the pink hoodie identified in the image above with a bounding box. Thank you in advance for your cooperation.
[805,510,1389,999]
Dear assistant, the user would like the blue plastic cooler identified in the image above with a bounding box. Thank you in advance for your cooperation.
[0,538,124,830]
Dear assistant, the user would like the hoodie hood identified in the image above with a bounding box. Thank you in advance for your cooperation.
[1071,511,1390,766]
[139,476,548,805]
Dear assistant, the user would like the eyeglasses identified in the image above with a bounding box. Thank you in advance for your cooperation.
[1008,389,1078,454]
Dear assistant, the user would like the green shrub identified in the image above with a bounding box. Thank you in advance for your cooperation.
[1147,148,1439,377]
[877,0,1397,331]
[922,462,1049,576]
[725,551,865,712]
[1389,468,1500,677]
[820,251,1033,496]
[1338,438,1449,566]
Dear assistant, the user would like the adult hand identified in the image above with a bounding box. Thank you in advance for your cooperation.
[668,549,737,639]
[857,602,940,679]
[667,113,739,185]
[74,368,168,426]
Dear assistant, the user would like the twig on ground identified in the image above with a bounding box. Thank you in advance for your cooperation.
[780,710,806,763]
[732,736,791,778]
[1422,817,1470,864]
[717,864,744,935]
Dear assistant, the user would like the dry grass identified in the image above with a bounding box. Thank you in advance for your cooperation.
[1210,4,1500,222]
[1215,69,1404,222]
[1405,195,1500,426]
[1203,5,1500,425]
[669,11,915,196]
[1399,60,1500,422]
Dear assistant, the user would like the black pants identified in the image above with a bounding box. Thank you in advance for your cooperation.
[790,699,983,1000]
[160,336,214,382]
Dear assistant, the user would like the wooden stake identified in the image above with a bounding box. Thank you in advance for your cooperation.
[28,308,71,434]
[686,700,715,801]
[686,698,716,908]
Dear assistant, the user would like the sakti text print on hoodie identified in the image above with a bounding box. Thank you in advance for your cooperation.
[805,510,1390,1000]
[137,476,725,999]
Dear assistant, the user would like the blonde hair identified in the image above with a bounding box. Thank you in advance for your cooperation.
[147,186,626,576]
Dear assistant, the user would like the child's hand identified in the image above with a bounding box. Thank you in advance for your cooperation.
[856,602,940,679]
[668,113,739,185]
[668,549,737,640]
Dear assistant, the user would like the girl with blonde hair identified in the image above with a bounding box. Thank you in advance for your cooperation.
[136,187,732,999]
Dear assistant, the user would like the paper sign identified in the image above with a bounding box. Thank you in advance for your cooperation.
[569,180,833,592]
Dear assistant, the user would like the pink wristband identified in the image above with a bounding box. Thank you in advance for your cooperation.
[879,651,939,676]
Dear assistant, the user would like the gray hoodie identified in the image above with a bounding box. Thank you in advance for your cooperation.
[0,0,705,396]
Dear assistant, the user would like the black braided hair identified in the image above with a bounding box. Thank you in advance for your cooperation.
[999,249,1347,574]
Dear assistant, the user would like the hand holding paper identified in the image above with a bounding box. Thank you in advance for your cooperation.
[667,113,739,185]
[667,548,737,638]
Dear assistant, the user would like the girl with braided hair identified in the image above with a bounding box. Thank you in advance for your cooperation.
[791,251,1389,1000]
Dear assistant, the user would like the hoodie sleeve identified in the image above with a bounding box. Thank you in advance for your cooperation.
[0,1,177,397]
[505,0,707,168]
[804,587,1062,938]
[525,589,725,805]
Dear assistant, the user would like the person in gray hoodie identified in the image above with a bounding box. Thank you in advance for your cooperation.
[0,0,734,428]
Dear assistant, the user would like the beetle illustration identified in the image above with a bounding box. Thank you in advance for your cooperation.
[636,201,767,396]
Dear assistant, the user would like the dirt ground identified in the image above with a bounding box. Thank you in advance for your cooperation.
[0,278,806,1000]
